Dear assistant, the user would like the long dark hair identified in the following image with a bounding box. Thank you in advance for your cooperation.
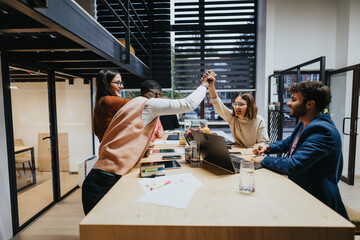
[93,69,120,134]
[95,69,120,102]
[231,92,258,120]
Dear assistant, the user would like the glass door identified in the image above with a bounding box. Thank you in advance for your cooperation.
[267,57,325,143]
[328,65,360,185]
[55,74,93,197]
[9,66,55,226]
[3,55,95,234]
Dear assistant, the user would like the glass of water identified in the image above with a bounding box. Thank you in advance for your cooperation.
[239,160,255,193]
[190,141,201,167]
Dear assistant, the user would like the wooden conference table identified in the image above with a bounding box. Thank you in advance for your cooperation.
[80,133,354,240]
[14,145,36,190]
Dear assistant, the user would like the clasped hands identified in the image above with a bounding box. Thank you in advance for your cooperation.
[249,143,270,163]
[201,69,217,87]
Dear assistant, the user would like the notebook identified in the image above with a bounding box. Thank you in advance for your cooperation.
[192,131,261,173]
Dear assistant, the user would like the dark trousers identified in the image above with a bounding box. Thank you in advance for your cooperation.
[82,168,122,215]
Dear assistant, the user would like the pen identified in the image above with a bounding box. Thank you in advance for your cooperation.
[148,180,171,191]
[153,180,171,190]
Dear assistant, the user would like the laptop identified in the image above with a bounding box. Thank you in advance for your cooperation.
[192,131,261,173]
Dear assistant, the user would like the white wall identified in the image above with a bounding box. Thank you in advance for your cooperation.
[267,0,338,71]
[258,0,360,116]
[347,0,360,66]
[0,54,13,240]
[335,0,350,68]
[255,0,267,118]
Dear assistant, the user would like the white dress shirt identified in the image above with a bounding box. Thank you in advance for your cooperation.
[142,85,207,126]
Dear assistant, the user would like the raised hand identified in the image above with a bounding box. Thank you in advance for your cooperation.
[201,69,217,87]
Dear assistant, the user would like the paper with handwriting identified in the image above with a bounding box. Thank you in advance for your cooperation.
[138,173,203,209]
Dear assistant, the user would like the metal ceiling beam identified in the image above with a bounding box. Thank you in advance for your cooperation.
[0,38,85,51]
[1,0,149,79]
[0,28,55,33]
[40,59,108,63]
[10,78,67,82]
[7,48,89,52]
[8,51,102,61]
[45,61,118,68]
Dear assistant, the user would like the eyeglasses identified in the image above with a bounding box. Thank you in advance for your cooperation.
[232,102,247,108]
[111,81,124,87]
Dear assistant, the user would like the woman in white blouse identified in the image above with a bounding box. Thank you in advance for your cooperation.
[208,78,270,148]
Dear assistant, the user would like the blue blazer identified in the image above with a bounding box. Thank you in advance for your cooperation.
[262,114,348,219]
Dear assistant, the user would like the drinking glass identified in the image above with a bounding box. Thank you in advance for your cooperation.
[239,160,255,193]
[179,132,186,145]
[185,144,192,163]
[190,141,200,167]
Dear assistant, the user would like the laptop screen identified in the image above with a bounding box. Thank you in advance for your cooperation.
[192,131,237,173]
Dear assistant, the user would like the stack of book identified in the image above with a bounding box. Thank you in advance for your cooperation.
[140,162,165,178]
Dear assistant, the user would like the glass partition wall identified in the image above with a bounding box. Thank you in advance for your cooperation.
[268,57,360,185]
[4,61,93,232]
[9,66,54,226]
[327,65,360,185]
[267,57,325,142]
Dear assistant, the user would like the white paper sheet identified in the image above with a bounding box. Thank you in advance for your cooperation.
[138,173,203,209]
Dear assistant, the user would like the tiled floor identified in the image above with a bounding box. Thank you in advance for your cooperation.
[12,177,360,240]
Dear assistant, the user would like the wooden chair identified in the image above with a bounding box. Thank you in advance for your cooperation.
[345,204,360,235]
[14,138,32,174]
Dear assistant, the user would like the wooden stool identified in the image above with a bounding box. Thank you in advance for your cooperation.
[345,204,360,235]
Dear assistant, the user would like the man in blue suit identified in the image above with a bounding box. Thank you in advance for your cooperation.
[252,81,348,219]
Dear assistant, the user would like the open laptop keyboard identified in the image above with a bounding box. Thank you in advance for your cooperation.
[230,154,262,170]
[230,154,242,170]
[232,161,240,170]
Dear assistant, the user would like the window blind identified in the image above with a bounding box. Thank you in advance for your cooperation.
[173,0,257,91]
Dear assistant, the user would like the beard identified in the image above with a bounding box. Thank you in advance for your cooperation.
[290,103,307,118]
